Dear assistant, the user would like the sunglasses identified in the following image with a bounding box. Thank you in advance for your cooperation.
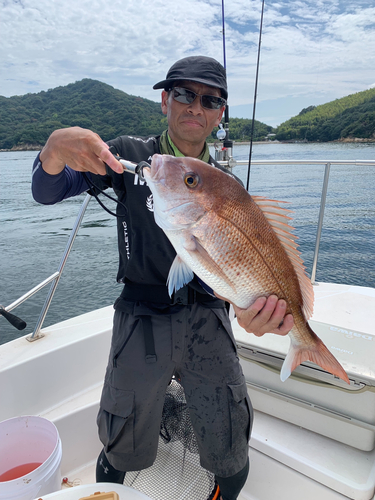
[171,87,226,110]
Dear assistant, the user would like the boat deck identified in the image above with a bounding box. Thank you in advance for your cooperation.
[1,282,375,500]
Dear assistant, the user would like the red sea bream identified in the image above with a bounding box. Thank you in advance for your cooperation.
[143,154,350,384]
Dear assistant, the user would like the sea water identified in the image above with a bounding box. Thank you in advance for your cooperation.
[0,142,374,344]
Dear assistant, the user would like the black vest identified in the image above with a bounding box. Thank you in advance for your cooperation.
[91,134,229,307]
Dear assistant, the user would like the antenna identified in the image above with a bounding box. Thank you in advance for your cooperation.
[246,0,265,192]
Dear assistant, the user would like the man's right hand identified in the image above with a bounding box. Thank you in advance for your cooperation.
[39,127,123,176]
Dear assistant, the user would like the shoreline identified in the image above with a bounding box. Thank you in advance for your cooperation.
[1,137,375,153]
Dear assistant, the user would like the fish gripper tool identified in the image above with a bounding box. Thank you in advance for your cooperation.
[111,151,150,182]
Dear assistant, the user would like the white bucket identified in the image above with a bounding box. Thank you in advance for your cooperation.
[0,416,62,500]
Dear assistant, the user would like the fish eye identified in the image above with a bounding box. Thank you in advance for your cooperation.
[184,173,200,188]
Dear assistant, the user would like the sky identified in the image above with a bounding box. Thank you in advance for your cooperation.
[1,0,375,127]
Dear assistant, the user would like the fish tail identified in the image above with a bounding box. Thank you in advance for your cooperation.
[280,326,350,384]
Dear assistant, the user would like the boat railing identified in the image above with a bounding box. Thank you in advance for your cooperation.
[2,158,375,341]
[4,193,92,341]
[223,158,375,285]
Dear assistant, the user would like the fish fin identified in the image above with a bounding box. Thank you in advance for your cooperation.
[182,233,198,252]
[281,327,350,384]
[167,255,194,296]
[192,238,237,292]
[252,196,314,320]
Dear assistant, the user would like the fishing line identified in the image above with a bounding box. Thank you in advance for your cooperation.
[246,0,265,192]
[82,172,127,217]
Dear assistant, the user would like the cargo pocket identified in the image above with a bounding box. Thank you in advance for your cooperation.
[211,307,238,352]
[228,378,253,449]
[97,383,135,454]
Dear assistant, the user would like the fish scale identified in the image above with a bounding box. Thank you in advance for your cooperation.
[144,154,350,384]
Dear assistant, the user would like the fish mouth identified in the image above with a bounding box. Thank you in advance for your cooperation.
[148,154,165,181]
[144,155,170,189]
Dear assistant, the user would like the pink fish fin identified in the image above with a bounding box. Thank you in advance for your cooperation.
[252,195,314,320]
[167,255,194,297]
[280,328,350,384]
[192,238,237,293]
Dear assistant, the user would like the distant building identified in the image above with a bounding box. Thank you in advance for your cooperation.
[266,133,276,141]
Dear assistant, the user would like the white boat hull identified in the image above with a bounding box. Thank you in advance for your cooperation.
[1,282,374,500]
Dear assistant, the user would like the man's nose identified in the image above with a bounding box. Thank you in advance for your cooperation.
[187,96,203,114]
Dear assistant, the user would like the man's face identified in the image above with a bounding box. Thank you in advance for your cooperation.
[161,80,225,150]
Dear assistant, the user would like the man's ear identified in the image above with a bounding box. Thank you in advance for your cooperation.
[215,106,226,127]
[161,90,169,115]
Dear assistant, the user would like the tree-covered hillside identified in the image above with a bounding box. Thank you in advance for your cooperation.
[3,78,372,148]
[0,79,273,150]
[276,87,375,141]
[0,79,167,149]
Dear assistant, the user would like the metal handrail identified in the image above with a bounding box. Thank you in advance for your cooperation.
[221,158,375,284]
[238,159,333,283]
[5,272,60,313]
[2,193,92,341]
[225,159,375,166]
[3,159,374,341]
[310,162,331,284]
[28,193,92,340]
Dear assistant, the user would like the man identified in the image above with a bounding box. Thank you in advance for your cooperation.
[32,56,293,500]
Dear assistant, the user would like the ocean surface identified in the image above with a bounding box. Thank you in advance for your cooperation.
[1,142,374,344]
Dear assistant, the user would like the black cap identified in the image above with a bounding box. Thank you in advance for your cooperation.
[153,56,228,99]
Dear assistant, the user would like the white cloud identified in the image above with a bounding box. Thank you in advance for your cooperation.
[1,0,374,126]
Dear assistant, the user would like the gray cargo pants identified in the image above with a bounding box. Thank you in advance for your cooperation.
[97,301,252,478]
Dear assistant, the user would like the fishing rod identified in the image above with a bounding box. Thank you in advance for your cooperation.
[246,0,265,192]
[221,0,233,161]
[221,0,227,71]
[215,0,234,167]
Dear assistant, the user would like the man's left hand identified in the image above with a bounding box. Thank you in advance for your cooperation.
[215,293,294,337]
[234,295,293,337]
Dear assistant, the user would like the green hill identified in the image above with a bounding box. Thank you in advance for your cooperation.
[1,80,374,149]
[0,79,167,150]
[0,79,273,150]
[276,87,375,142]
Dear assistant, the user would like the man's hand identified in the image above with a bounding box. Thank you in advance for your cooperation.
[234,295,293,337]
[39,127,123,176]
